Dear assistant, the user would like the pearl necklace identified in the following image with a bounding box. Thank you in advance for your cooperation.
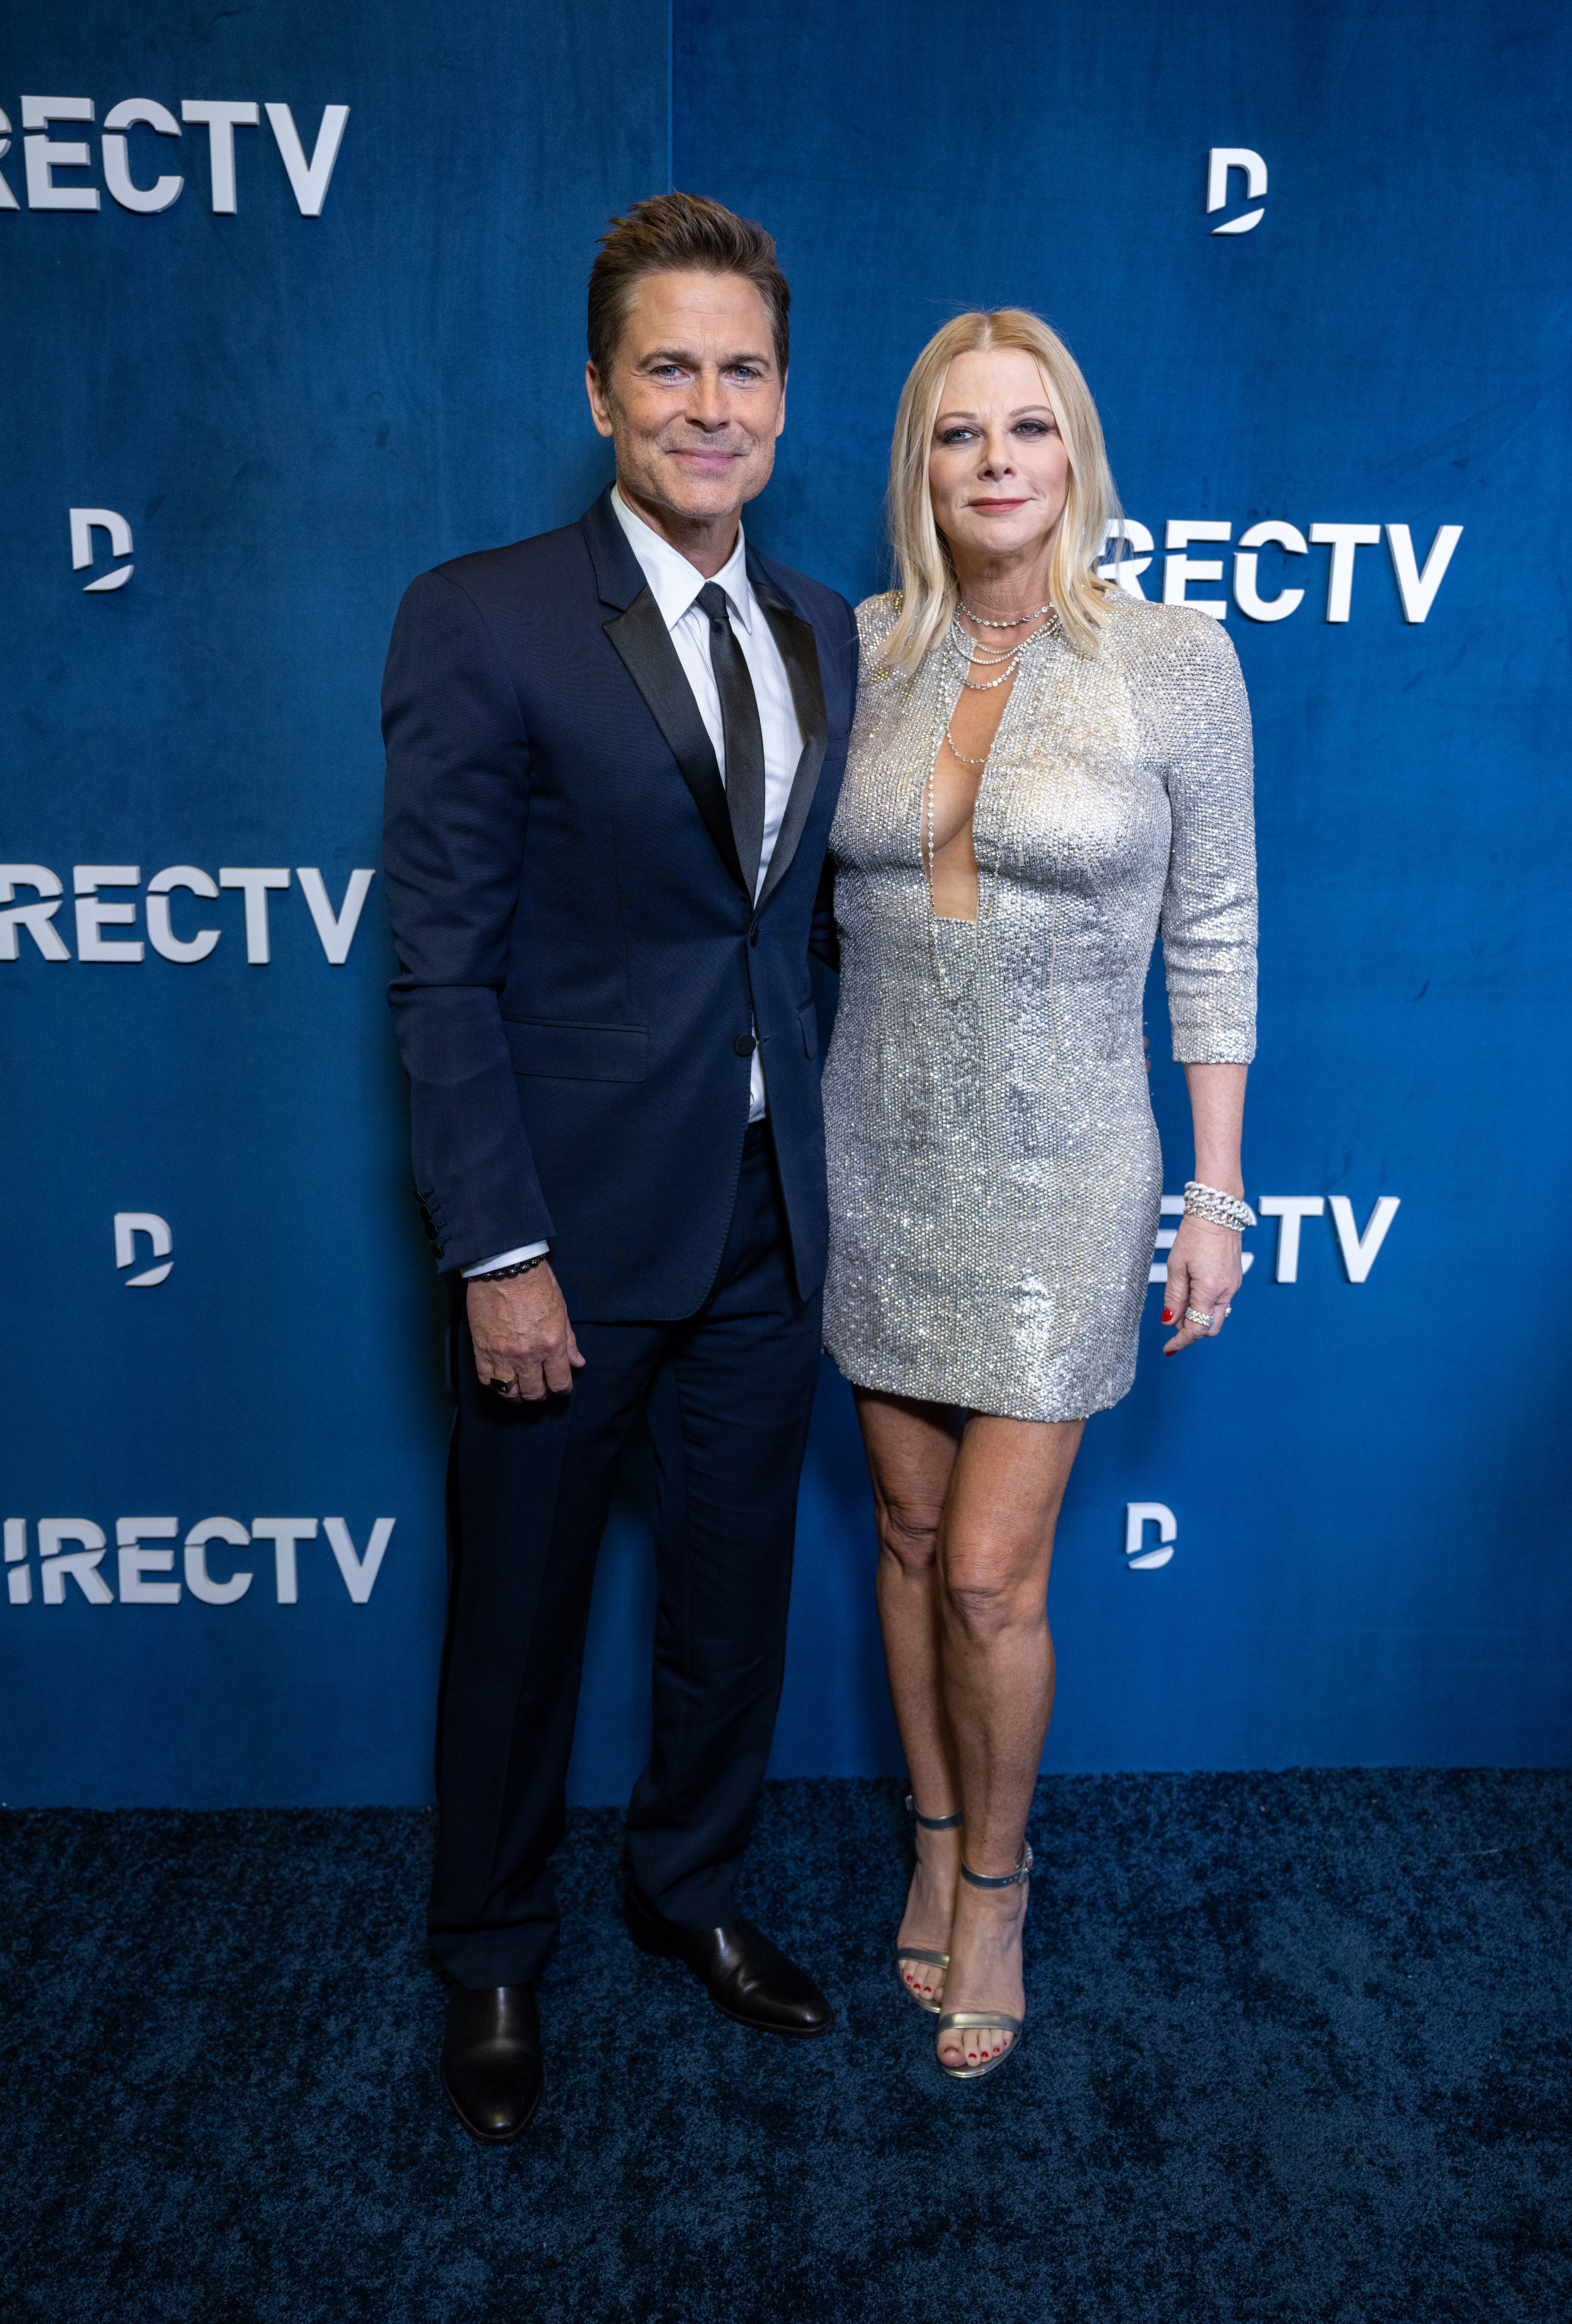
[939,607,1055,766]
[923,626,1056,1000]
[959,597,1054,628]
[944,611,1051,692]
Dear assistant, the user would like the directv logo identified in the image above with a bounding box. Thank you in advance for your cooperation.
[0,96,348,217]
[70,507,133,593]
[1125,1504,1177,1572]
[1208,147,1267,235]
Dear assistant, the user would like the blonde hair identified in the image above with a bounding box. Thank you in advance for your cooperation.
[880,309,1120,675]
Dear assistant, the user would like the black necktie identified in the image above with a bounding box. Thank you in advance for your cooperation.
[695,581,766,895]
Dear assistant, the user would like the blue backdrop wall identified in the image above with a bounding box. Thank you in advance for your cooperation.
[3,0,1568,1807]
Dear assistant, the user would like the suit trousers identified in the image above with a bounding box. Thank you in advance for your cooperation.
[428,1121,823,1989]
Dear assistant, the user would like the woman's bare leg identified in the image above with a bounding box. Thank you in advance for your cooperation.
[854,1388,965,2005]
[933,1413,1084,2068]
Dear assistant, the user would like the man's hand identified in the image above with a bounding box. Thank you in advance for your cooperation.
[469,1264,585,1402]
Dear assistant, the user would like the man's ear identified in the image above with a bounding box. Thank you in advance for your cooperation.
[774,374,787,441]
[585,359,616,441]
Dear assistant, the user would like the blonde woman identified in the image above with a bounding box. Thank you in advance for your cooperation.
[822,311,1257,2080]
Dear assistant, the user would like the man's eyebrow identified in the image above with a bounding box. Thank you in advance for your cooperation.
[637,345,774,368]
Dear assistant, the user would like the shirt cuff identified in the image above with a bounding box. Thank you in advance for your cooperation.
[462,1241,550,1278]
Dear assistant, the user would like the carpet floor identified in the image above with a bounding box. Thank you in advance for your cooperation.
[2,1771,1567,2323]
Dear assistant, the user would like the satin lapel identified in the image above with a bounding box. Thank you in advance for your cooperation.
[753,584,829,912]
[603,586,749,897]
[581,484,643,609]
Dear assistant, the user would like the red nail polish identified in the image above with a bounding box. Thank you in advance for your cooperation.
[1161,1310,1174,1323]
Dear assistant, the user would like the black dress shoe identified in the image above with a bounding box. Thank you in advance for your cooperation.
[439,1983,543,2142]
[624,1877,834,2038]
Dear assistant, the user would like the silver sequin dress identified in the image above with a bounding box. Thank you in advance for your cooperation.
[821,590,1257,1423]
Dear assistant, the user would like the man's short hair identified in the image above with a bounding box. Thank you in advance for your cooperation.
[588,192,790,382]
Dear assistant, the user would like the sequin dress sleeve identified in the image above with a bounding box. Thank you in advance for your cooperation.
[821,588,1257,1422]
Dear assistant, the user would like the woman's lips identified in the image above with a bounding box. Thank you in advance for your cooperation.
[968,497,1029,510]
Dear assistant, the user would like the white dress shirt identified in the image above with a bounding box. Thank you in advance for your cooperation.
[464,485,804,1278]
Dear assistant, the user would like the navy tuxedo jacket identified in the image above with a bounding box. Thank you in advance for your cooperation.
[381,487,858,1319]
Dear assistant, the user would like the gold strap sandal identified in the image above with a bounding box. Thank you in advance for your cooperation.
[896,1793,963,2015]
[936,1840,1031,2079]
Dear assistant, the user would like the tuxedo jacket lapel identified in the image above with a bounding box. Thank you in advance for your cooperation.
[751,560,829,913]
[585,489,749,897]
[581,490,831,911]
[603,588,749,896]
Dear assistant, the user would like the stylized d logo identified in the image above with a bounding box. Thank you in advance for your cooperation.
[1207,147,1267,235]
[1124,1502,1177,1570]
[70,507,134,593]
[114,1211,172,1287]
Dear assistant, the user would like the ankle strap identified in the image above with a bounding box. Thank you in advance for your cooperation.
[960,1840,1033,1889]
[905,1792,964,1833]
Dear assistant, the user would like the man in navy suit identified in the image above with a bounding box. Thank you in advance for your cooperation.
[381,194,857,2140]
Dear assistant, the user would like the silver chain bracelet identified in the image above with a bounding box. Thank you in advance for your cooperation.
[1183,1181,1256,1232]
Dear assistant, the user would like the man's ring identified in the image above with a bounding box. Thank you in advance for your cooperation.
[1183,1306,1213,1329]
[489,1376,514,1394]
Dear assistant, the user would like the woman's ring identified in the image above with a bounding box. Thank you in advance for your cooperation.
[1183,1306,1213,1329]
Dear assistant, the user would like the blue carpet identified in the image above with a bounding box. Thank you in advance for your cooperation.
[2,1771,1567,2322]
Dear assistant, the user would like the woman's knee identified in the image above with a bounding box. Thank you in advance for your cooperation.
[939,1552,1045,1643]
[875,1496,942,1580]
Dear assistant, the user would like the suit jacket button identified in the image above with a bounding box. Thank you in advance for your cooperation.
[749,925,759,947]
[733,1034,757,1056]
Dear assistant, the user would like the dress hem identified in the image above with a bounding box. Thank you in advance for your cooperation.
[823,1343,1125,1427]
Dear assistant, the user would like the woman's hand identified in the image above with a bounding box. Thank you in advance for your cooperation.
[1161,1215,1242,1355]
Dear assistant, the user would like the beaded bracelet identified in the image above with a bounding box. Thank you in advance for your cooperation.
[1183,1181,1256,1232]
[470,1253,548,1282]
